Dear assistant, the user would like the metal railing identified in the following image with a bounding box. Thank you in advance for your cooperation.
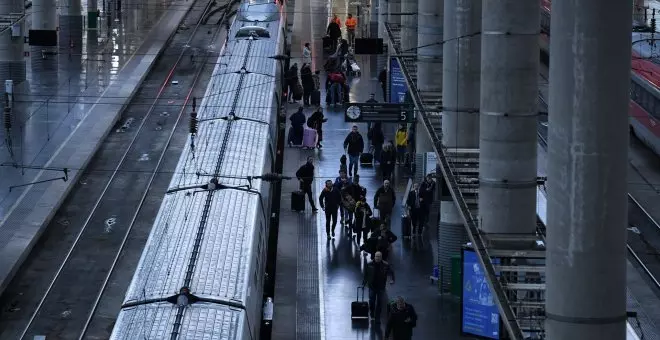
[384,23,526,339]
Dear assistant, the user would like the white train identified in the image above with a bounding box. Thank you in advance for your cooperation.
[110,1,286,339]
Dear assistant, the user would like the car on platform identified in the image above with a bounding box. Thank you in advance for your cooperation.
[541,0,660,157]
[109,0,287,339]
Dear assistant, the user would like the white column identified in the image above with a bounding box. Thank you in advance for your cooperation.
[59,0,83,54]
[0,0,25,82]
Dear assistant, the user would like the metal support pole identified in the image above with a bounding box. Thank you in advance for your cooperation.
[479,0,539,234]
[545,0,631,338]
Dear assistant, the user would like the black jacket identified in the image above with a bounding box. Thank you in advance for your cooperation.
[363,260,395,290]
[406,189,422,210]
[319,187,341,211]
[385,303,417,339]
[374,187,396,210]
[354,201,372,231]
[343,132,365,156]
[368,125,385,146]
[381,149,396,168]
[287,65,298,85]
[295,163,314,186]
[327,22,341,39]
[300,65,314,89]
[419,179,436,205]
[378,69,387,85]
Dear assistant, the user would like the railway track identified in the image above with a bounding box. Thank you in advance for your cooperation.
[0,1,234,339]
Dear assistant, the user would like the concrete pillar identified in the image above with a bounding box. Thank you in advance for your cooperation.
[545,1,631,339]
[479,0,538,234]
[369,0,379,78]
[0,0,25,83]
[437,0,480,286]
[31,0,57,70]
[387,0,400,26]
[59,0,83,55]
[415,0,442,153]
[399,0,416,53]
[378,0,386,39]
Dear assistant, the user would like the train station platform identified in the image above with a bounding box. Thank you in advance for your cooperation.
[272,0,470,338]
[0,0,195,296]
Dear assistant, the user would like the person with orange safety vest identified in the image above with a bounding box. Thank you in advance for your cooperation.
[345,14,357,46]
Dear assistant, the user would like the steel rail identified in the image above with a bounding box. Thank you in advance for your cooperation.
[17,0,217,338]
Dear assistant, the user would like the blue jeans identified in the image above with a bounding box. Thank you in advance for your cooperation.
[373,144,382,163]
[348,154,359,175]
[330,83,342,105]
[369,288,386,319]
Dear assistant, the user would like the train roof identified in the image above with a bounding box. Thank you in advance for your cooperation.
[110,303,246,339]
[237,0,279,22]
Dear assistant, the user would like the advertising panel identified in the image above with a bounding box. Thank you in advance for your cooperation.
[461,248,501,339]
[389,57,409,104]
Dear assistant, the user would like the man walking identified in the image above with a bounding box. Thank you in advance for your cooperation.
[319,180,341,239]
[295,156,318,212]
[385,296,417,340]
[362,251,395,322]
[343,125,365,176]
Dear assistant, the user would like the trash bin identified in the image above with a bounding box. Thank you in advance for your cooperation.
[450,255,462,297]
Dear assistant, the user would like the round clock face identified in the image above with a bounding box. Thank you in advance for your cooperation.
[346,106,361,119]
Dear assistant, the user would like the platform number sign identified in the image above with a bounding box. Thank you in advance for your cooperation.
[344,103,414,123]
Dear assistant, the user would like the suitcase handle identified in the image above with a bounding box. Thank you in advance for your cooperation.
[356,286,365,301]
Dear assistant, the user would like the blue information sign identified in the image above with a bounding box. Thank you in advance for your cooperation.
[389,57,409,104]
[462,249,501,339]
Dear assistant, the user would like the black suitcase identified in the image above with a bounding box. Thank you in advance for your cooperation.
[292,191,305,211]
[360,153,373,166]
[351,286,369,320]
[311,90,321,106]
[401,215,411,238]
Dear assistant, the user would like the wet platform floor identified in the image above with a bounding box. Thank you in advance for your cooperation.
[272,0,471,337]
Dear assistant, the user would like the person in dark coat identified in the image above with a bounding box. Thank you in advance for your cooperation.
[295,156,318,212]
[374,179,396,225]
[319,179,341,239]
[300,63,314,106]
[343,125,365,176]
[307,107,327,148]
[378,68,387,102]
[326,20,341,50]
[385,296,417,340]
[288,106,306,146]
[353,195,372,245]
[405,182,423,236]
[362,251,395,322]
[333,170,353,226]
[380,142,396,180]
[287,63,299,103]
[368,122,385,163]
[363,224,398,260]
[417,173,436,231]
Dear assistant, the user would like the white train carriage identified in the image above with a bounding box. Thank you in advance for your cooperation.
[111,1,286,339]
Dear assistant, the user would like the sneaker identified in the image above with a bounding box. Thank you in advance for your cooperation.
[313,208,318,213]
[327,234,331,240]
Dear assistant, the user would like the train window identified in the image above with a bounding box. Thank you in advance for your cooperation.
[235,26,271,38]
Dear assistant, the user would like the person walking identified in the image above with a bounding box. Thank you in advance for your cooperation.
[326,18,342,51]
[287,63,299,103]
[302,42,312,65]
[374,179,396,224]
[353,195,372,245]
[343,125,365,176]
[345,13,357,46]
[395,124,408,164]
[288,106,306,146]
[295,156,318,212]
[368,122,385,163]
[362,251,395,322]
[380,142,396,180]
[319,179,341,239]
[418,173,436,233]
[300,63,314,106]
[307,107,327,148]
[364,224,398,260]
[385,296,418,340]
[378,67,387,102]
[405,183,423,236]
[334,170,353,226]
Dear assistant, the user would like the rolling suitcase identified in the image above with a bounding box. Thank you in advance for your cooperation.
[359,152,374,167]
[292,191,305,211]
[302,128,317,149]
[351,286,369,320]
[401,214,412,238]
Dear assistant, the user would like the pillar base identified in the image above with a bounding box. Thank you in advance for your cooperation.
[437,201,467,288]
[0,61,27,84]
[59,15,84,55]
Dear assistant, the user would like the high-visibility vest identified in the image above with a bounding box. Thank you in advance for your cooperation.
[346,17,357,30]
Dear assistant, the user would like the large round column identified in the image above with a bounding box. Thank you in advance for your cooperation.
[545,0,631,338]
[0,0,26,83]
[59,0,83,55]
